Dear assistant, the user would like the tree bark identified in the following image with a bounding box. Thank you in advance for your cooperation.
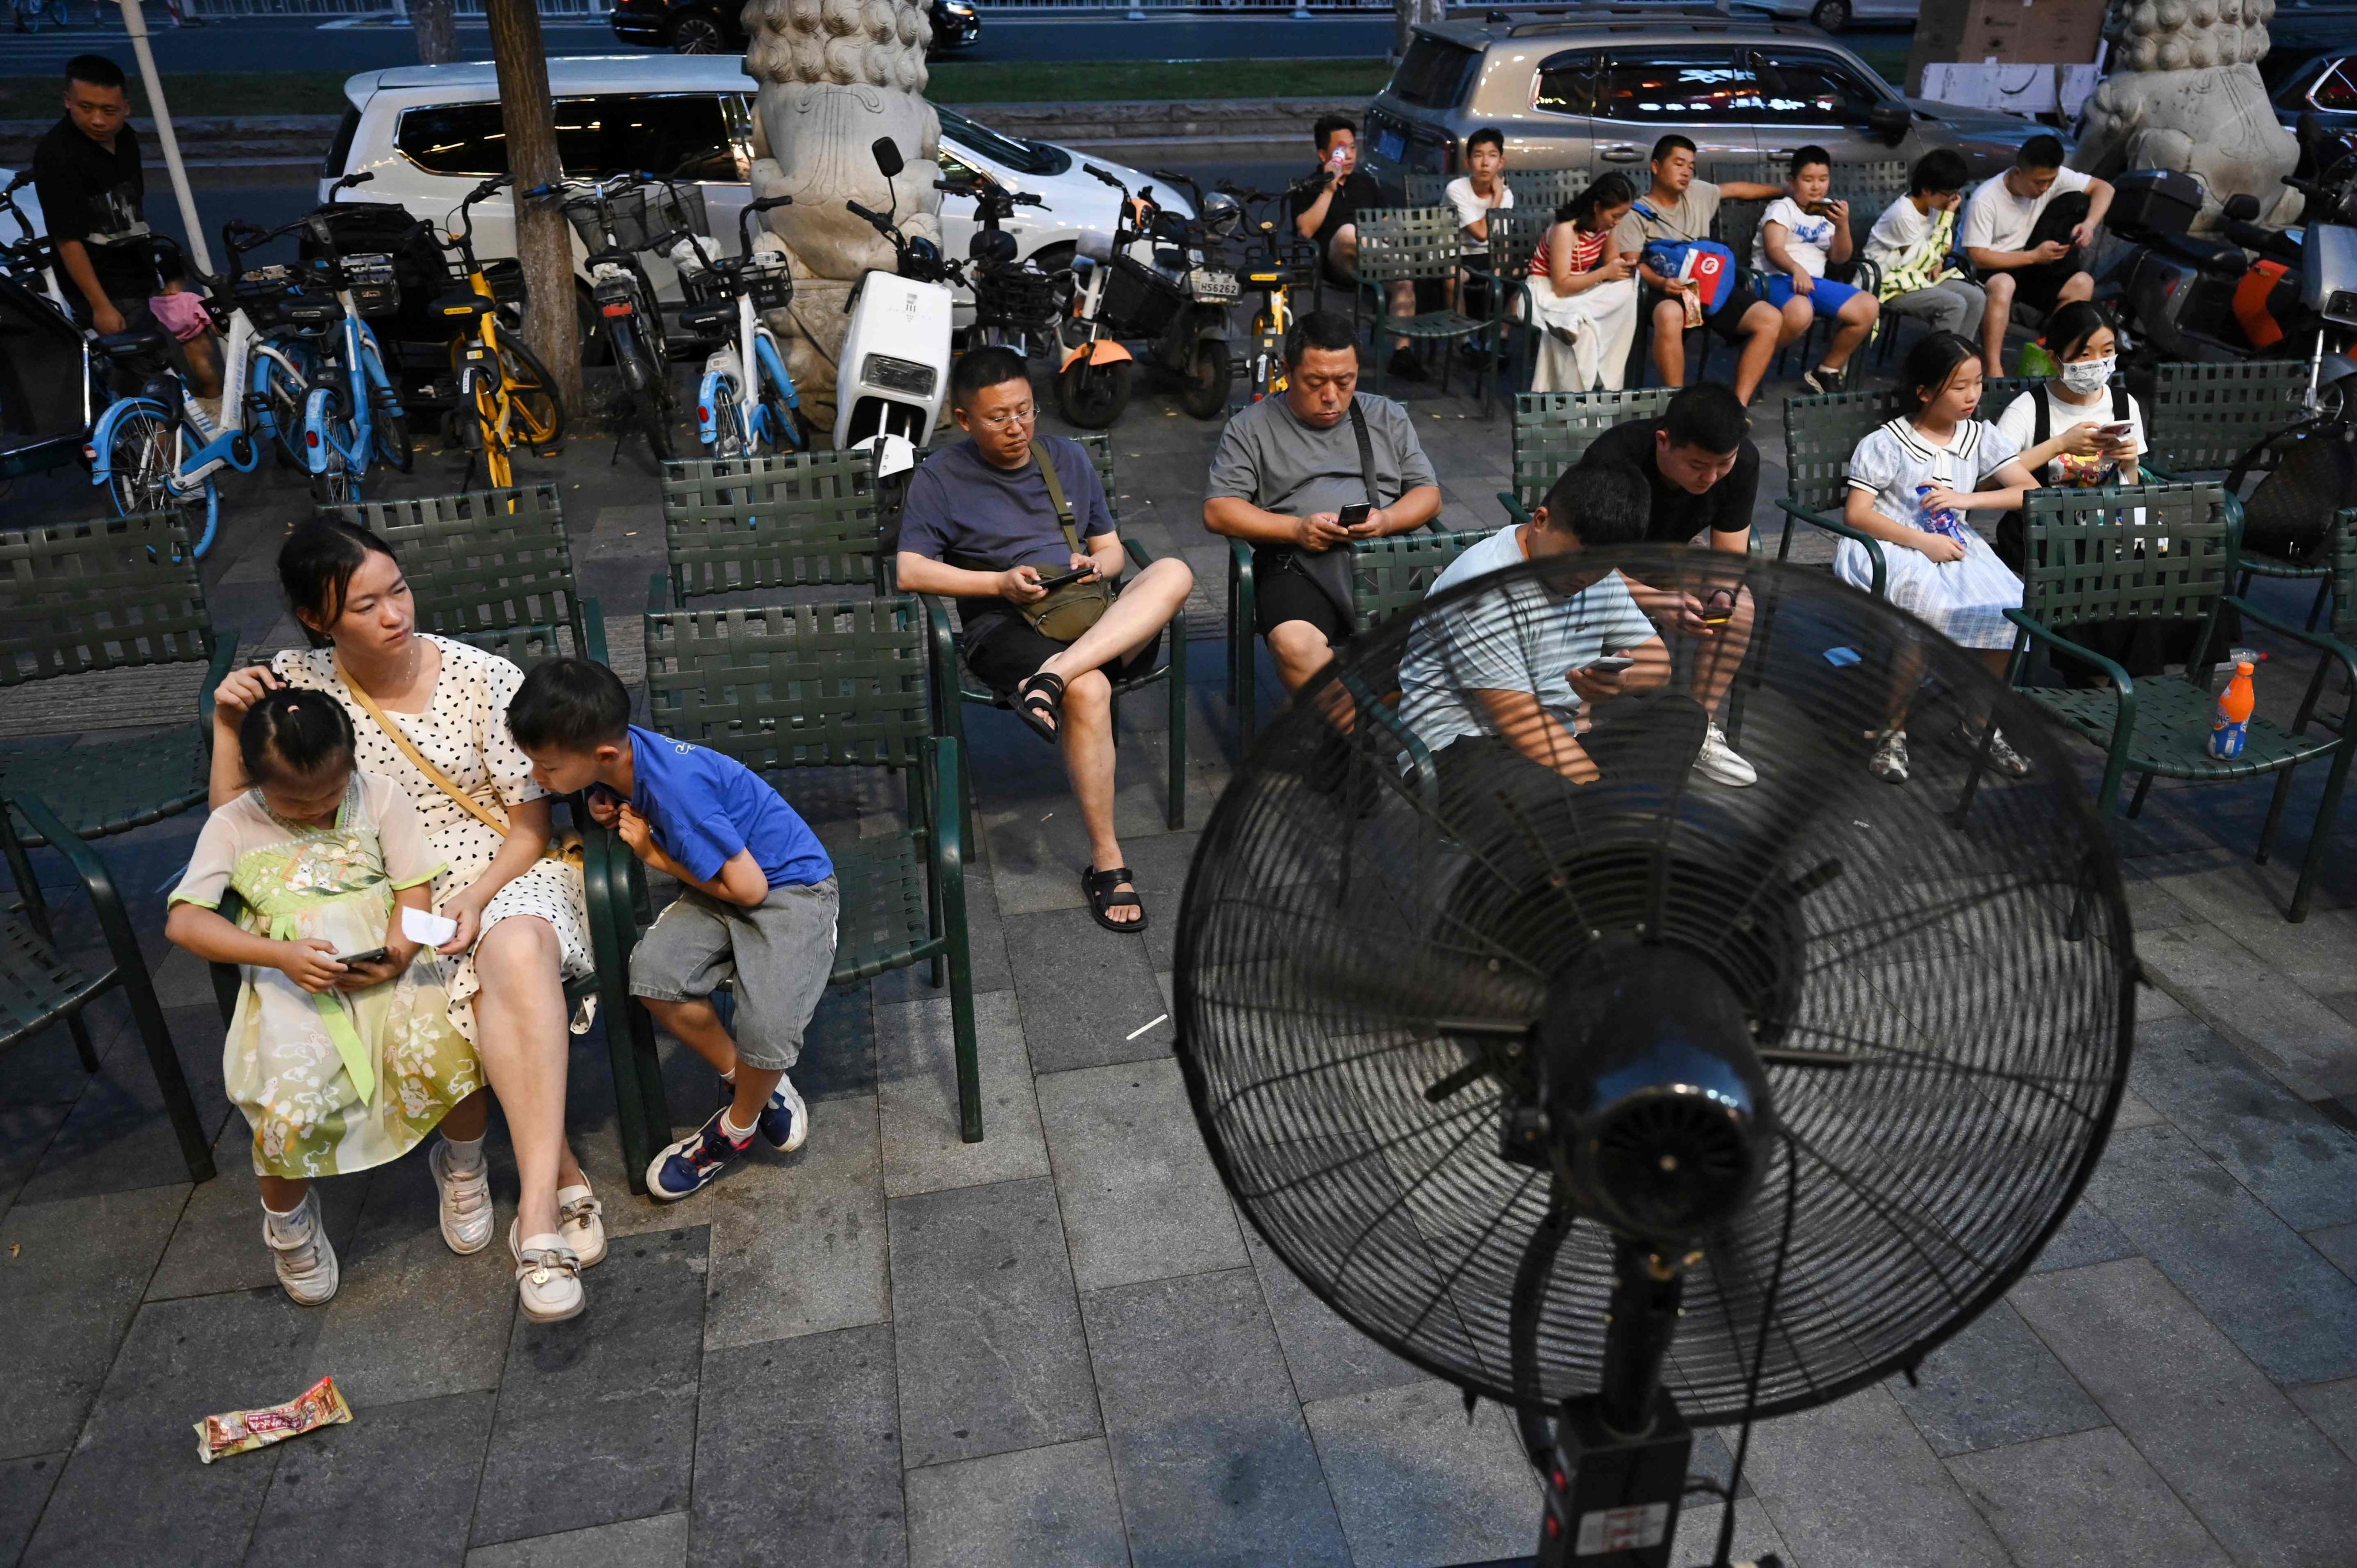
[410,0,458,67]
[483,0,584,415]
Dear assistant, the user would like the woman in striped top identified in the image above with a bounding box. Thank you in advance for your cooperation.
[1524,173,1642,392]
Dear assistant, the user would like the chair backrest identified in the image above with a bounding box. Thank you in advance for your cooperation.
[2332,507,2357,643]
[0,512,217,688]
[1354,207,1467,285]
[1835,161,1914,224]
[1505,166,1589,212]
[1783,387,1912,517]
[662,450,883,604]
[2019,482,2236,629]
[340,486,583,669]
[917,430,1120,528]
[642,597,933,775]
[1704,163,1778,270]
[1349,528,1497,633]
[1511,388,1678,512]
[1403,171,1449,206]
[1489,208,1554,282]
[2144,361,2314,475]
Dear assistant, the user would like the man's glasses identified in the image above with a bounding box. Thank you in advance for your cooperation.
[976,406,1038,430]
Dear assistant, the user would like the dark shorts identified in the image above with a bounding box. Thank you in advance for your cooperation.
[1646,279,1766,344]
[963,611,1162,696]
[1252,545,1351,644]
[2009,257,2080,315]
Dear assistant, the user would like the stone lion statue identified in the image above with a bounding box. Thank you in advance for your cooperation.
[742,0,944,438]
[2074,0,2302,229]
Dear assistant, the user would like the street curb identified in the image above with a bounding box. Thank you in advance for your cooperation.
[0,96,1367,176]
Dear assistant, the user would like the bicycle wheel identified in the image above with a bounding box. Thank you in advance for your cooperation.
[360,336,413,473]
[612,322,675,463]
[471,371,514,489]
[255,337,316,468]
[498,337,567,449]
[105,404,177,517]
[709,381,745,458]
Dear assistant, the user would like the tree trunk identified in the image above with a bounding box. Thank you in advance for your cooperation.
[484,0,583,416]
[410,0,457,67]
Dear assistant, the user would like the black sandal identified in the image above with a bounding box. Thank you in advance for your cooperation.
[1081,866,1146,933]
[1013,670,1065,745]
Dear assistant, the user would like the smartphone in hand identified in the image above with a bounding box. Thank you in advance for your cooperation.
[1580,655,1636,676]
[1032,563,1095,593]
[1337,502,1372,533]
[335,947,390,968]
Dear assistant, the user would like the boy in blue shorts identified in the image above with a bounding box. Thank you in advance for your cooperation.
[508,658,838,1201]
[1759,144,1879,395]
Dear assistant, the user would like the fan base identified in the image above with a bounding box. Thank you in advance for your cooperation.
[1537,1389,1690,1567]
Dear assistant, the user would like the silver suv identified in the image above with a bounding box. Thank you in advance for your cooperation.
[1358,6,2055,197]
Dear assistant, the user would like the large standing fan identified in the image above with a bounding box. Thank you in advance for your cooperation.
[1175,547,2134,1566]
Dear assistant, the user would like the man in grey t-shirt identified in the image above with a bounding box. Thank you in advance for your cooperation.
[1203,311,1443,705]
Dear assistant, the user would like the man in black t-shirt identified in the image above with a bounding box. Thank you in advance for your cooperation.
[33,54,220,398]
[1289,115,1421,381]
[1584,383,1762,787]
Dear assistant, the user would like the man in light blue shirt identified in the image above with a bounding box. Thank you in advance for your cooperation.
[1399,461,1701,798]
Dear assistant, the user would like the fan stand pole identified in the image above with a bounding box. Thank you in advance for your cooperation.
[1532,1236,1694,1568]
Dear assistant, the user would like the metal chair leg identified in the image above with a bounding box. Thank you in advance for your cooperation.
[2289,742,2355,921]
[2256,765,2299,865]
[2125,772,2156,819]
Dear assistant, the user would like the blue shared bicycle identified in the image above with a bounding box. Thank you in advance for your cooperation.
[292,174,415,505]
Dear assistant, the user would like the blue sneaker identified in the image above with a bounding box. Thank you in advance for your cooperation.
[645,1109,752,1202]
[755,1075,808,1154]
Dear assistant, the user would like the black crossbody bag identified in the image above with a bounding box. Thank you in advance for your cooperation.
[1281,397,1390,620]
[949,440,1114,644]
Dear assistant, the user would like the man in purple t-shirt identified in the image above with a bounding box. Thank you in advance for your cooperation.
[895,348,1193,933]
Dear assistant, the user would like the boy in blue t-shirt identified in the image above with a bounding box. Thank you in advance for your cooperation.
[509,658,838,1201]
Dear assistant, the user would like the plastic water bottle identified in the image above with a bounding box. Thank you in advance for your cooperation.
[2209,660,2256,760]
[1914,485,1969,542]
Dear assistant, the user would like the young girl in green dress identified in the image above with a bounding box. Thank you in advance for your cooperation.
[165,690,486,1306]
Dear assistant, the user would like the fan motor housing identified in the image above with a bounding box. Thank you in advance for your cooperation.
[1534,945,1774,1243]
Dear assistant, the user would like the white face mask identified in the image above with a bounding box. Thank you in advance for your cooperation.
[2061,354,2114,394]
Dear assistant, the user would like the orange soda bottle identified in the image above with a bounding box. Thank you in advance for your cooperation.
[2209,661,2255,760]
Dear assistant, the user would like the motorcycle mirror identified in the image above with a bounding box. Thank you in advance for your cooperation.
[872,138,906,180]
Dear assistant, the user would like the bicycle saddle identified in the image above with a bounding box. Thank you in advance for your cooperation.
[282,299,341,325]
[432,291,496,320]
[677,297,736,331]
[96,325,169,358]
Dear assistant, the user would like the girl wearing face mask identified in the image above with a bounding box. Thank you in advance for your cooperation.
[1993,301,2146,503]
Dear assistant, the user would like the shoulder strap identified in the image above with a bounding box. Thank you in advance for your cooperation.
[1348,397,1385,506]
[335,654,513,840]
[2112,380,2127,422]
[2034,388,2050,447]
[1031,438,1084,553]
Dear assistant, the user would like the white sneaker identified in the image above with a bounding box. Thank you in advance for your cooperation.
[509,1220,584,1324]
[1692,723,1758,787]
[1868,728,1910,784]
[1954,716,2035,779]
[429,1139,494,1256]
[556,1182,607,1268]
[262,1189,339,1307]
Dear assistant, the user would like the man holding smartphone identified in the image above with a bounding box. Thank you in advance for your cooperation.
[1289,116,1420,380]
[897,348,1195,932]
[1205,310,1444,708]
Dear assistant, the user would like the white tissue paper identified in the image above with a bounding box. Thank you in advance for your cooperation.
[402,906,459,947]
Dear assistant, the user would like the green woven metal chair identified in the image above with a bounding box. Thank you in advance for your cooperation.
[906,432,1185,833]
[336,484,608,672]
[589,597,983,1147]
[2140,361,2333,623]
[1955,482,2357,922]
[1470,208,1557,398]
[1353,206,1494,409]
[0,792,214,1182]
[1505,167,1589,212]
[1499,387,1678,527]
[657,450,884,609]
[1403,171,1448,205]
[0,511,239,848]
[2293,508,2357,739]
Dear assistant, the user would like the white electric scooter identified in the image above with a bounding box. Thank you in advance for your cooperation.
[838,136,958,452]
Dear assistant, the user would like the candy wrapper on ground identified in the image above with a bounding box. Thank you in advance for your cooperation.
[193,1375,352,1463]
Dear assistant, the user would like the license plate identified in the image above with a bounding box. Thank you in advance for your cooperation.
[1376,129,1405,162]
[1191,269,1240,302]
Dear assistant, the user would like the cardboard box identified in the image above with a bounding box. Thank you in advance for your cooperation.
[1905,0,2108,94]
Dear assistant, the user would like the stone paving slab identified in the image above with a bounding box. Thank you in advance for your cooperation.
[5,351,2357,1565]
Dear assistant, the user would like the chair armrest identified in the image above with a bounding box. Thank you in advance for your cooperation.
[918,591,964,735]
[7,794,150,1001]
[922,732,970,921]
[2003,608,2138,703]
[1498,493,1533,527]
[1335,669,1440,818]
[1775,498,1887,599]
[645,569,672,618]
[208,886,247,1027]
[199,631,242,727]
[582,597,609,667]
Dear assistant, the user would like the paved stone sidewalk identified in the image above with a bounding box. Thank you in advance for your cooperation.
[2,361,2354,1567]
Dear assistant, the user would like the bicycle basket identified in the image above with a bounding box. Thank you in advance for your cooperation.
[1103,251,1185,338]
[344,251,402,316]
[567,187,655,254]
[972,263,1062,331]
[479,257,528,305]
[742,252,794,311]
[233,264,299,326]
[646,183,710,250]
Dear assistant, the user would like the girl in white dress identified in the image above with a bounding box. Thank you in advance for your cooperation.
[1524,173,1643,393]
[166,691,482,1306]
[1839,330,2092,784]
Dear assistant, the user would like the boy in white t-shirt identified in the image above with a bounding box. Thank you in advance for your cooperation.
[1864,148,1990,368]
[1443,125,1515,260]
[1757,145,1879,395]
[1959,133,2114,375]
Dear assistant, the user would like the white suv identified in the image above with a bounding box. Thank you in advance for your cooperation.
[321,56,1175,299]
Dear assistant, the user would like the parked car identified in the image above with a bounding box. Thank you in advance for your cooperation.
[609,0,978,56]
[319,57,1170,307]
[1748,0,1913,29]
[2267,46,2357,173]
[1357,9,2062,201]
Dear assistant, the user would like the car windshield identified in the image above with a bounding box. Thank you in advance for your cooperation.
[936,105,1065,178]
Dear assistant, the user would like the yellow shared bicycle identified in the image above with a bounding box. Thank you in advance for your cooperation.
[431,173,564,486]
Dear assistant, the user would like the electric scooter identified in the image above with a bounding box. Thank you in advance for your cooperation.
[838,136,957,450]
[1057,165,1237,429]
